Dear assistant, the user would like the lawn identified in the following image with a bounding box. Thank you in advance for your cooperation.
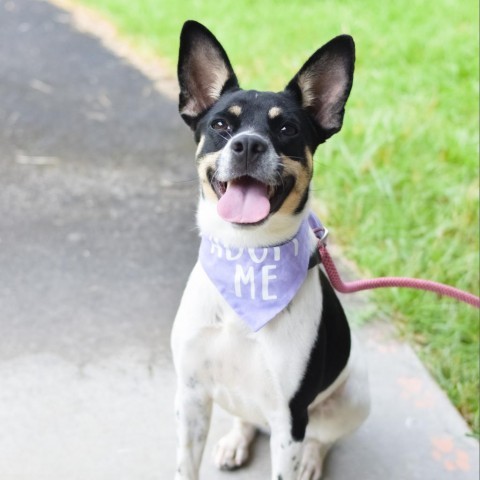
[72,0,479,433]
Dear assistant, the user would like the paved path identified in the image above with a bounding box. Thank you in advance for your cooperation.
[0,1,478,479]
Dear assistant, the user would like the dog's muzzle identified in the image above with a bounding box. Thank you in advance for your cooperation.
[210,133,295,225]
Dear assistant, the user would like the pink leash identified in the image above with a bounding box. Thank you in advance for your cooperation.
[313,226,480,309]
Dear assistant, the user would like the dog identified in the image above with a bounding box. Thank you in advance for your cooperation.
[171,20,370,480]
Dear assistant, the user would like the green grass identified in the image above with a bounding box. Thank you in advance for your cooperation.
[75,0,479,432]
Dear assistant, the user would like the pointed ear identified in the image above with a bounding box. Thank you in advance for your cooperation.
[286,35,355,140]
[177,21,239,128]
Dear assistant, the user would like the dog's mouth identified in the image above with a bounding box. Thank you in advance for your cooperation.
[209,174,295,225]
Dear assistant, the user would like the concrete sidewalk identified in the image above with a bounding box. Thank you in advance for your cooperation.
[0,0,478,478]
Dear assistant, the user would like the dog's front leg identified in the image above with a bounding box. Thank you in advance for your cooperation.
[269,412,303,480]
[174,386,212,480]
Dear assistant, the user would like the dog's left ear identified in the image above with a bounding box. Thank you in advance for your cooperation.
[178,20,239,129]
[286,35,355,140]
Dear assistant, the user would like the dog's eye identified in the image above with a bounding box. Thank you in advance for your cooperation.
[280,123,298,137]
[211,119,231,133]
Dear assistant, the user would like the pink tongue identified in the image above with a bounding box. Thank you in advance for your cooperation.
[217,177,271,224]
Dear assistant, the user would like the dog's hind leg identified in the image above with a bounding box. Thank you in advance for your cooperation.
[298,439,332,480]
[213,417,257,470]
[300,340,370,479]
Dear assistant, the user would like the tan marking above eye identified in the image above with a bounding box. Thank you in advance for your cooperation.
[228,105,242,116]
[268,106,283,119]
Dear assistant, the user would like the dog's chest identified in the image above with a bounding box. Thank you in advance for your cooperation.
[172,262,323,423]
[195,319,280,425]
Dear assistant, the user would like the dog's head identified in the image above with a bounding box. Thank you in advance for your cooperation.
[178,21,354,244]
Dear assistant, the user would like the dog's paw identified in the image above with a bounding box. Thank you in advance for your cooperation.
[298,440,329,480]
[213,424,256,471]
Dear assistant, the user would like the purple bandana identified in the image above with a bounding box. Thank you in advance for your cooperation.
[199,215,320,331]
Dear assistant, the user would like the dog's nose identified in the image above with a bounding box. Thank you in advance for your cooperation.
[230,134,268,163]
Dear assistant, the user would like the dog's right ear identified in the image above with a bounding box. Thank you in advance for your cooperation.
[285,35,355,141]
[178,21,239,129]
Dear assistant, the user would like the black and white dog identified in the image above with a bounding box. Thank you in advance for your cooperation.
[171,21,370,480]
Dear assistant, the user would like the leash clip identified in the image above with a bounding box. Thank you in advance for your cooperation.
[314,225,329,246]
[307,212,329,246]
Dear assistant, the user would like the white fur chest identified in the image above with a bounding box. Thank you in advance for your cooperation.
[171,260,323,426]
